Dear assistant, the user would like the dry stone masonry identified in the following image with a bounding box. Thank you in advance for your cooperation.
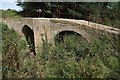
[3,18,120,51]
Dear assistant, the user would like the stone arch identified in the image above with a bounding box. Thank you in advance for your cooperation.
[22,25,36,55]
[54,30,88,44]
[53,30,90,60]
[50,28,91,44]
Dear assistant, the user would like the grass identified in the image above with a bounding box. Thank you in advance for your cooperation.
[1,9,21,19]
[1,22,120,78]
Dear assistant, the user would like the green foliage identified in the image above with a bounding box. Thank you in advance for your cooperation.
[17,2,120,28]
[1,23,28,78]
[1,22,120,78]
[1,9,21,19]
[38,34,119,78]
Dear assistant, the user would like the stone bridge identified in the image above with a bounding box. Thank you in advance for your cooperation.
[3,18,120,53]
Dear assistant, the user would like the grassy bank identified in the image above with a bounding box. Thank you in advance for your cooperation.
[1,23,120,78]
[0,9,21,19]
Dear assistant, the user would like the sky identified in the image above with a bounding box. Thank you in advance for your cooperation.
[0,0,22,11]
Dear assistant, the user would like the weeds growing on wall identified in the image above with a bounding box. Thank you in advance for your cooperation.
[1,23,120,78]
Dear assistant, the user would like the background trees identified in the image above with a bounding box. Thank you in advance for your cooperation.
[17,2,120,28]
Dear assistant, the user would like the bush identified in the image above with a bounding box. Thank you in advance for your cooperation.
[38,32,120,78]
[1,23,28,78]
[1,23,120,78]
[1,9,21,19]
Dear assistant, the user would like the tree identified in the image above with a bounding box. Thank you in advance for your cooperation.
[17,2,120,28]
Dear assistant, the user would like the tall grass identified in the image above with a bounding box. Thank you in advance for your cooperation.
[1,9,21,19]
[38,32,120,78]
[1,23,120,78]
[1,23,28,78]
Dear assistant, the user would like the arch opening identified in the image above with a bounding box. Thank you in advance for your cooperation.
[54,30,89,60]
[22,25,36,55]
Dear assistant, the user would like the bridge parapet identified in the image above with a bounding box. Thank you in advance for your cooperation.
[50,18,120,34]
[2,18,120,51]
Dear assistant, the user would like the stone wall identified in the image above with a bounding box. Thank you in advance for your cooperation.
[2,18,120,50]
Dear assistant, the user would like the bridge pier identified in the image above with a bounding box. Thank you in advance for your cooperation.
[3,18,120,55]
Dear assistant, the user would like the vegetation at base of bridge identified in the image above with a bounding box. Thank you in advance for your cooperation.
[1,23,120,78]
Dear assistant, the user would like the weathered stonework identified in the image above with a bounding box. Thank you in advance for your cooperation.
[3,18,120,51]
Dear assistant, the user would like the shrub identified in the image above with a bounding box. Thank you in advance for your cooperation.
[1,23,120,78]
[1,23,28,78]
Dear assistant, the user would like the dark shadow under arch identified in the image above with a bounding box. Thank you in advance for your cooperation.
[22,25,36,55]
[54,30,89,60]
[54,30,88,44]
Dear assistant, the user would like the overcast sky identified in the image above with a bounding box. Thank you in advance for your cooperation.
[0,0,22,11]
